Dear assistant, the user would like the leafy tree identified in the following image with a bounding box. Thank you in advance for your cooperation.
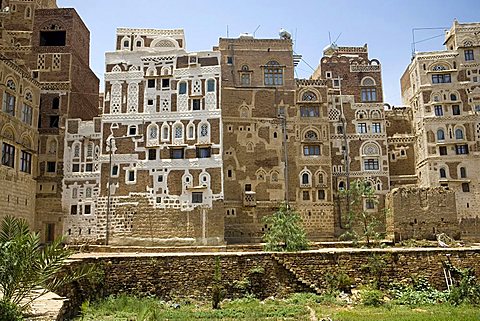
[0,216,94,312]
[339,179,382,246]
[262,203,308,252]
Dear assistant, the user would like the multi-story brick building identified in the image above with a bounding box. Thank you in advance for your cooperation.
[27,8,99,242]
[311,44,390,235]
[219,35,335,243]
[0,0,56,231]
[0,60,40,227]
[401,20,480,239]
[62,28,224,245]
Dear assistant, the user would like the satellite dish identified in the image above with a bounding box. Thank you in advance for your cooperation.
[279,28,291,40]
[4,6,9,12]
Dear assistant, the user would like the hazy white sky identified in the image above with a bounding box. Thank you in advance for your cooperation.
[58,0,480,106]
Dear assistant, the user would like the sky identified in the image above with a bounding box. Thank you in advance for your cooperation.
[58,0,480,106]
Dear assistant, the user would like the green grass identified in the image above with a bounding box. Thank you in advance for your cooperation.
[76,293,480,321]
[315,304,480,321]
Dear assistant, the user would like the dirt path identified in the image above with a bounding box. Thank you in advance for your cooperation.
[306,305,318,321]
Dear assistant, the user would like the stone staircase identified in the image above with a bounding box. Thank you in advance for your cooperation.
[272,254,323,295]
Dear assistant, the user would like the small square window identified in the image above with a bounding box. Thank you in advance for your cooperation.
[227,56,233,64]
[245,184,252,192]
[302,191,310,201]
[85,163,93,172]
[162,78,170,88]
[147,99,154,105]
[147,79,155,88]
[148,149,157,160]
[365,199,375,209]
[128,126,137,136]
[439,146,447,155]
[84,204,91,214]
[171,148,184,159]
[157,175,163,182]
[318,189,325,200]
[192,99,201,111]
[72,163,80,172]
[70,205,77,215]
[196,147,211,158]
[462,182,470,192]
[192,192,203,203]
[47,161,56,173]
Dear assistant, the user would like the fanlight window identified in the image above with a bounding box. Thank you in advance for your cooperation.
[302,91,317,101]
[432,65,447,71]
[6,79,16,91]
[25,92,33,102]
[361,77,375,86]
[362,143,380,156]
[305,130,318,141]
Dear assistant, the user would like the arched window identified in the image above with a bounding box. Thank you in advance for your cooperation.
[178,81,187,95]
[338,181,345,190]
[302,91,317,101]
[187,124,195,139]
[460,167,467,178]
[206,79,215,92]
[305,130,318,141]
[302,173,310,185]
[86,143,93,158]
[264,61,283,85]
[360,77,376,102]
[73,144,80,158]
[455,128,464,140]
[437,129,445,141]
[149,125,158,139]
[337,126,343,134]
[439,168,446,178]
[162,124,169,141]
[318,173,324,184]
[450,93,457,101]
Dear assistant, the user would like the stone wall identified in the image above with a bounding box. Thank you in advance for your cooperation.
[386,187,461,242]
[59,247,480,319]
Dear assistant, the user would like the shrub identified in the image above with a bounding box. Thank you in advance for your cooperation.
[262,203,308,252]
[0,300,23,321]
[325,272,353,294]
[361,288,384,306]
[447,268,480,306]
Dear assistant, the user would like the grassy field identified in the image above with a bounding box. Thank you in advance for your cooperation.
[76,293,480,321]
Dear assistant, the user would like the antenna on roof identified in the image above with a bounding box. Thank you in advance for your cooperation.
[411,27,448,58]
[334,32,342,45]
[226,25,229,38]
[253,25,261,37]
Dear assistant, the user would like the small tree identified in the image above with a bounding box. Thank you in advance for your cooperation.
[0,216,94,313]
[262,203,308,252]
[339,179,382,246]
